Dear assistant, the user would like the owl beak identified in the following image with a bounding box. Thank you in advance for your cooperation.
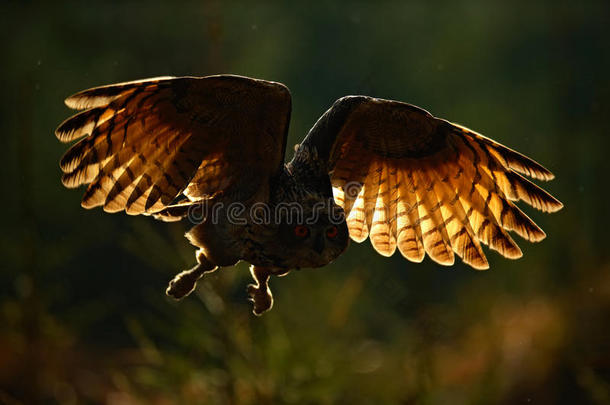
[314,235,325,255]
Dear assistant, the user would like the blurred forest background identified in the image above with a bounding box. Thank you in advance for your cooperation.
[2,1,609,404]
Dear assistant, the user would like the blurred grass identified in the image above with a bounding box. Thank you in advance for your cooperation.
[1,1,610,404]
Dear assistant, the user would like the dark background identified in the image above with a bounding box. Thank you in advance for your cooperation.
[2,1,609,404]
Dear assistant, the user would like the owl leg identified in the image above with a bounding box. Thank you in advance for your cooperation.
[166,249,218,299]
[247,266,275,316]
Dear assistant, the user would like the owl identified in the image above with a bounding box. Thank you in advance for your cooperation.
[56,75,562,315]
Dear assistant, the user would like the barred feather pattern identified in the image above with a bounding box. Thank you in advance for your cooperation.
[332,122,562,269]
[55,75,292,215]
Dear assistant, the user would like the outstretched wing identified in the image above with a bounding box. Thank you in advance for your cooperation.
[56,75,291,215]
[297,96,562,269]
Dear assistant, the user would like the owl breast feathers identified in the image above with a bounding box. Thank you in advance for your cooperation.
[55,74,562,315]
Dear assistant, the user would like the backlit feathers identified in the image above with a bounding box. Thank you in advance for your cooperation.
[323,97,562,269]
[56,75,292,215]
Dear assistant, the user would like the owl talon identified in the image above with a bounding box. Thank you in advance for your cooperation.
[247,283,273,315]
[166,250,217,299]
[248,265,274,315]
[166,268,202,299]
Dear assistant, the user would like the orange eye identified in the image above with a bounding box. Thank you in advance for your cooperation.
[294,225,310,238]
[326,225,338,239]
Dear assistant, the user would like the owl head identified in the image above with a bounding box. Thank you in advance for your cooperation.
[270,197,350,269]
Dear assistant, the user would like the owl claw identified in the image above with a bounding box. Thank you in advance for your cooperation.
[247,283,273,316]
[166,268,201,299]
[248,265,274,315]
[166,250,217,299]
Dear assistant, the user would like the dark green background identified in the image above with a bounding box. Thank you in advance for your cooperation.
[2,1,609,404]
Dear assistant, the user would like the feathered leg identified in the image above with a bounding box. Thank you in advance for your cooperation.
[247,266,291,315]
[166,249,218,299]
[247,266,274,315]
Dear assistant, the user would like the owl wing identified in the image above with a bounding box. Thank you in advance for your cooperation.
[298,96,562,269]
[56,75,291,215]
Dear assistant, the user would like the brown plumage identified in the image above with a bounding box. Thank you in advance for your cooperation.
[57,76,291,215]
[55,74,562,315]
[321,98,561,270]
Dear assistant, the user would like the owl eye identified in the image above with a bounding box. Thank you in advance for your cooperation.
[326,225,338,239]
[294,225,310,238]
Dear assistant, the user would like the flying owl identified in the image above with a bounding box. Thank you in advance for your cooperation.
[55,75,563,315]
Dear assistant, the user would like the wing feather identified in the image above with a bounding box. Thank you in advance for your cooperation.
[300,96,562,269]
[428,161,489,269]
[395,169,425,262]
[413,165,455,266]
[369,161,397,256]
[56,75,292,215]
[345,186,368,243]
